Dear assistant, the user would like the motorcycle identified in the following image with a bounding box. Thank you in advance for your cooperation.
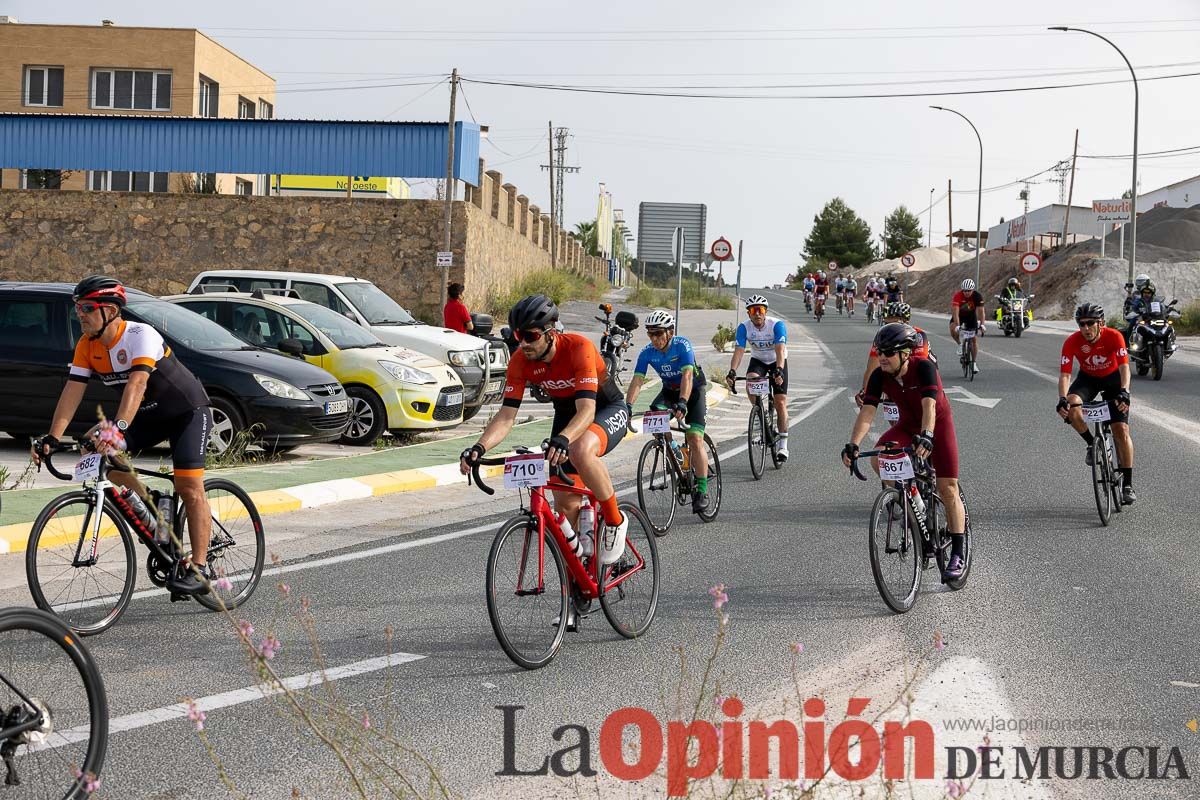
[1126,299,1180,381]
[595,303,639,388]
[994,293,1034,338]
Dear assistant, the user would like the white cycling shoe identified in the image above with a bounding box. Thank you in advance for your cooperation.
[598,515,629,565]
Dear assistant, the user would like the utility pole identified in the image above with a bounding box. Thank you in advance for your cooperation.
[1062,128,1079,251]
[441,69,458,308]
[927,187,935,249]
[947,179,953,268]
[547,120,555,267]
[540,125,580,268]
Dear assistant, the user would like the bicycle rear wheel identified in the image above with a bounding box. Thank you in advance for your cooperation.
[189,479,266,612]
[486,516,567,670]
[0,608,108,799]
[1105,429,1123,513]
[867,488,922,613]
[767,403,783,470]
[748,403,766,480]
[636,438,677,536]
[1091,428,1112,526]
[599,504,660,639]
[931,486,973,590]
[26,491,136,636]
[696,433,722,523]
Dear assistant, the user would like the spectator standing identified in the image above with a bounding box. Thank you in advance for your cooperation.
[443,282,474,333]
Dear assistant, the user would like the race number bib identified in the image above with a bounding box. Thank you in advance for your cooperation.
[878,454,916,481]
[747,378,770,396]
[881,402,900,423]
[1082,402,1112,423]
[503,453,546,489]
[1150,301,1162,313]
[642,410,671,434]
[960,329,976,340]
[74,453,102,482]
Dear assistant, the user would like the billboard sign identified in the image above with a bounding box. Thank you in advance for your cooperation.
[1092,198,1131,222]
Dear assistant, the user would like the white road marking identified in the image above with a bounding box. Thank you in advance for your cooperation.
[1171,680,1200,688]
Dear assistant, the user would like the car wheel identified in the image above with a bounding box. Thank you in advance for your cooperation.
[342,387,387,446]
[208,396,245,456]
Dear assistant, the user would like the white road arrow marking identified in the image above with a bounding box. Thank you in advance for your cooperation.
[944,386,1001,408]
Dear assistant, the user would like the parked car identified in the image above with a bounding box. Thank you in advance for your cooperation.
[186,270,507,420]
[0,283,350,453]
[165,291,465,445]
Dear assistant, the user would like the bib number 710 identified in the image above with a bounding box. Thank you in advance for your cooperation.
[503,453,547,488]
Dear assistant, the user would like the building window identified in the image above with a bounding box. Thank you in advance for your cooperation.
[196,173,218,193]
[237,96,255,119]
[255,174,270,196]
[258,99,273,119]
[88,171,169,193]
[91,68,171,110]
[199,76,219,117]
[236,178,254,196]
[19,170,63,190]
[24,66,64,107]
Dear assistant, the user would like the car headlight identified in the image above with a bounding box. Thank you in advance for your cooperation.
[253,373,308,400]
[378,360,436,384]
[448,349,483,367]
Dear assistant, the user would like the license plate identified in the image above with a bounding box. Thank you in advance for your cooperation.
[503,453,547,489]
[486,380,502,394]
[325,400,349,415]
[879,454,915,480]
[443,392,463,406]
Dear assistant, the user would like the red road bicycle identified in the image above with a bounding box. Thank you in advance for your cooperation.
[470,447,660,670]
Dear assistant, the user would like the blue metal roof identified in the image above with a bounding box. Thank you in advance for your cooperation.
[0,114,480,185]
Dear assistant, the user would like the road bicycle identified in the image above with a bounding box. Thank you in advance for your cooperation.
[865,297,877,323]
[814,294,826,322]
[633,411,722,534]
[0,606,107,798]
[848,444,973,613]
[836,292,844,315]
[470,447,660,670]
[28,440,265,635]
[958,327,979,380]
[1070,400,1125,526]
[731,375,784,480]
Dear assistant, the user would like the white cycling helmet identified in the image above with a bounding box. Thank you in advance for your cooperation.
[644,309,675,329]
[817,271,826,279]
[745,294,769,308]
[961,278,976,291]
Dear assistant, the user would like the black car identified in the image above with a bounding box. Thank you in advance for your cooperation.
[0,283,350,453]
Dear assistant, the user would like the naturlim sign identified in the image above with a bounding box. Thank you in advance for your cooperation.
[1092,198,1131,223]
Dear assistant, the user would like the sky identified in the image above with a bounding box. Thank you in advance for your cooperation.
[12,0,1200,285]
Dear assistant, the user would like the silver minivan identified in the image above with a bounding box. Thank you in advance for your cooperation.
[187,270,507,420]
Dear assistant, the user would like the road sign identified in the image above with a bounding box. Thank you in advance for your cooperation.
[711,237,733,261]
[1020,252,1042,274]
[900,253,916,268]
[828,261,838,271]
[436,251,453,268]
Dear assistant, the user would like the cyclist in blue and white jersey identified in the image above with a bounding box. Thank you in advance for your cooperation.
[625,310,711,513]
[725,295,790,462]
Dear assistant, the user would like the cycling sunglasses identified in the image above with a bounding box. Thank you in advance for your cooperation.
[877,347,906,358]
[74,302,105,315]
[646,327,670,338]
[746,305,768,314]
[516,328,546,343]
[1077,319,1102,328]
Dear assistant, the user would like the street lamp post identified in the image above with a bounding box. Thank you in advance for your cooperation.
[1049,26,1138,284]
[927,187,935,249]
[931,106,983,288]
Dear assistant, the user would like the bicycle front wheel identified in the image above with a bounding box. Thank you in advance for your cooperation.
[188,479,266,612]
[599,504,660,639]
[767,403,783,470]
[1105,430,1124,514]
[867,488,922,613]
[636,438,677,536]
[0,608,108,799]
[1091,429,1113,526]
[26,491,136,636]
[748,403,766,480]
[696,433,722,523]
[486,516,567,670]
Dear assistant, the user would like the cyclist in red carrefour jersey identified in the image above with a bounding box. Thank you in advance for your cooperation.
[813,271,830,317]
[460,295,630,569]
[1056,302,1136,505]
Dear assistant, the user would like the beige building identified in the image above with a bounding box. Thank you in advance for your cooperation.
[0,17,275,195]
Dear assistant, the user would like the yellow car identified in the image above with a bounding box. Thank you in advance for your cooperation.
[167,291,464,445]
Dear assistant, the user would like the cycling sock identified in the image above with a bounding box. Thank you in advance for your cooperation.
[1120,467,1132,487]
[696,476,708,493]
[1079,429,1095,445]
[949,533,966,558]
[598,494,624,527]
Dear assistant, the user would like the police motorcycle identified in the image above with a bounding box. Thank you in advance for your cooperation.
[1126,298,1181,381]
[595,303,639,388]
[994,293,1034,338]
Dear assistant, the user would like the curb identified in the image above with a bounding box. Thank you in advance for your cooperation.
[0,385,731,555]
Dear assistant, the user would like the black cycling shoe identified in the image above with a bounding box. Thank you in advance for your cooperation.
[1121,485,1137,505]
[167,561,213,596]
[1085,444,1095,466]
[691,491,709,514]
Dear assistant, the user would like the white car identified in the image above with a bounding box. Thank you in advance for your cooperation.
[187,270,507,420]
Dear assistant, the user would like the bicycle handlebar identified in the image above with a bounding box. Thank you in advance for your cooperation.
[38,440,90,482]
[468,446,571,496]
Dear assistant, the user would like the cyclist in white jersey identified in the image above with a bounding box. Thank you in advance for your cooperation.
[725,295,790,461]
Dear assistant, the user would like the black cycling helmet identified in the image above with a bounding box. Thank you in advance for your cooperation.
[883,301,911,321]
[873,322,920,354]
[508,294,559,332]
[72,275,127,307]
[1074,302,1104,322]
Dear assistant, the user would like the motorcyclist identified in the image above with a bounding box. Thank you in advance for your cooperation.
[1121,273,1152,318]
[995,277,1030,327]
[1124,281,1163,343]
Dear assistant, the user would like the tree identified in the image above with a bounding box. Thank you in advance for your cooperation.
[880,205,924,259]
[802,198,877,269]
[571,221,601,257]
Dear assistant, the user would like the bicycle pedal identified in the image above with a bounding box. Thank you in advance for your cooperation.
[169,591,192,603]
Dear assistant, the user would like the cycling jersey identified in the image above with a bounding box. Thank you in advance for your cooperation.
[68,320,210,417]
[951,290,985,326]
[861,358,958,479]
[885,288,903,303]
[1060,328,1128,378]
[814,280,829,296]
[802,279,815,291]
[503,332,623,410]
[633,336,706,390]
[735,317,788,365]
[869,326,931,360]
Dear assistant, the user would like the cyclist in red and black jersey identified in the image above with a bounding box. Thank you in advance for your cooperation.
[951,279,986,374]
[1057,302,1136,504]
[460,295,630,566]
[31,276,216,595]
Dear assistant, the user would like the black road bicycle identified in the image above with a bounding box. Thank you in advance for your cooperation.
[958,327,978,380]
[0,606,107,798]
[731,376,784,480]
[848,444,973,613]
[1071,400,1124,526]
[633,412,722,534]
[28,441,265,635]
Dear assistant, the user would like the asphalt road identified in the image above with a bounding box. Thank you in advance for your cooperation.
[2,290,1198,800]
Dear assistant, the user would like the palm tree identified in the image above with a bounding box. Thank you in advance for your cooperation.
[571,221,601,257]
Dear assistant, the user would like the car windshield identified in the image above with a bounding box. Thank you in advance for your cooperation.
[338,282,417,325]
[127,297,247,351]
[287,301,383,349]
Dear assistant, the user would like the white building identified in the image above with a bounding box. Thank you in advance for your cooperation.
[985,204,1101,252]
[1137,173,1200,211]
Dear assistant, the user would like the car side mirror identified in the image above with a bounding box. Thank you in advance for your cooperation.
[279,338,305,357]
